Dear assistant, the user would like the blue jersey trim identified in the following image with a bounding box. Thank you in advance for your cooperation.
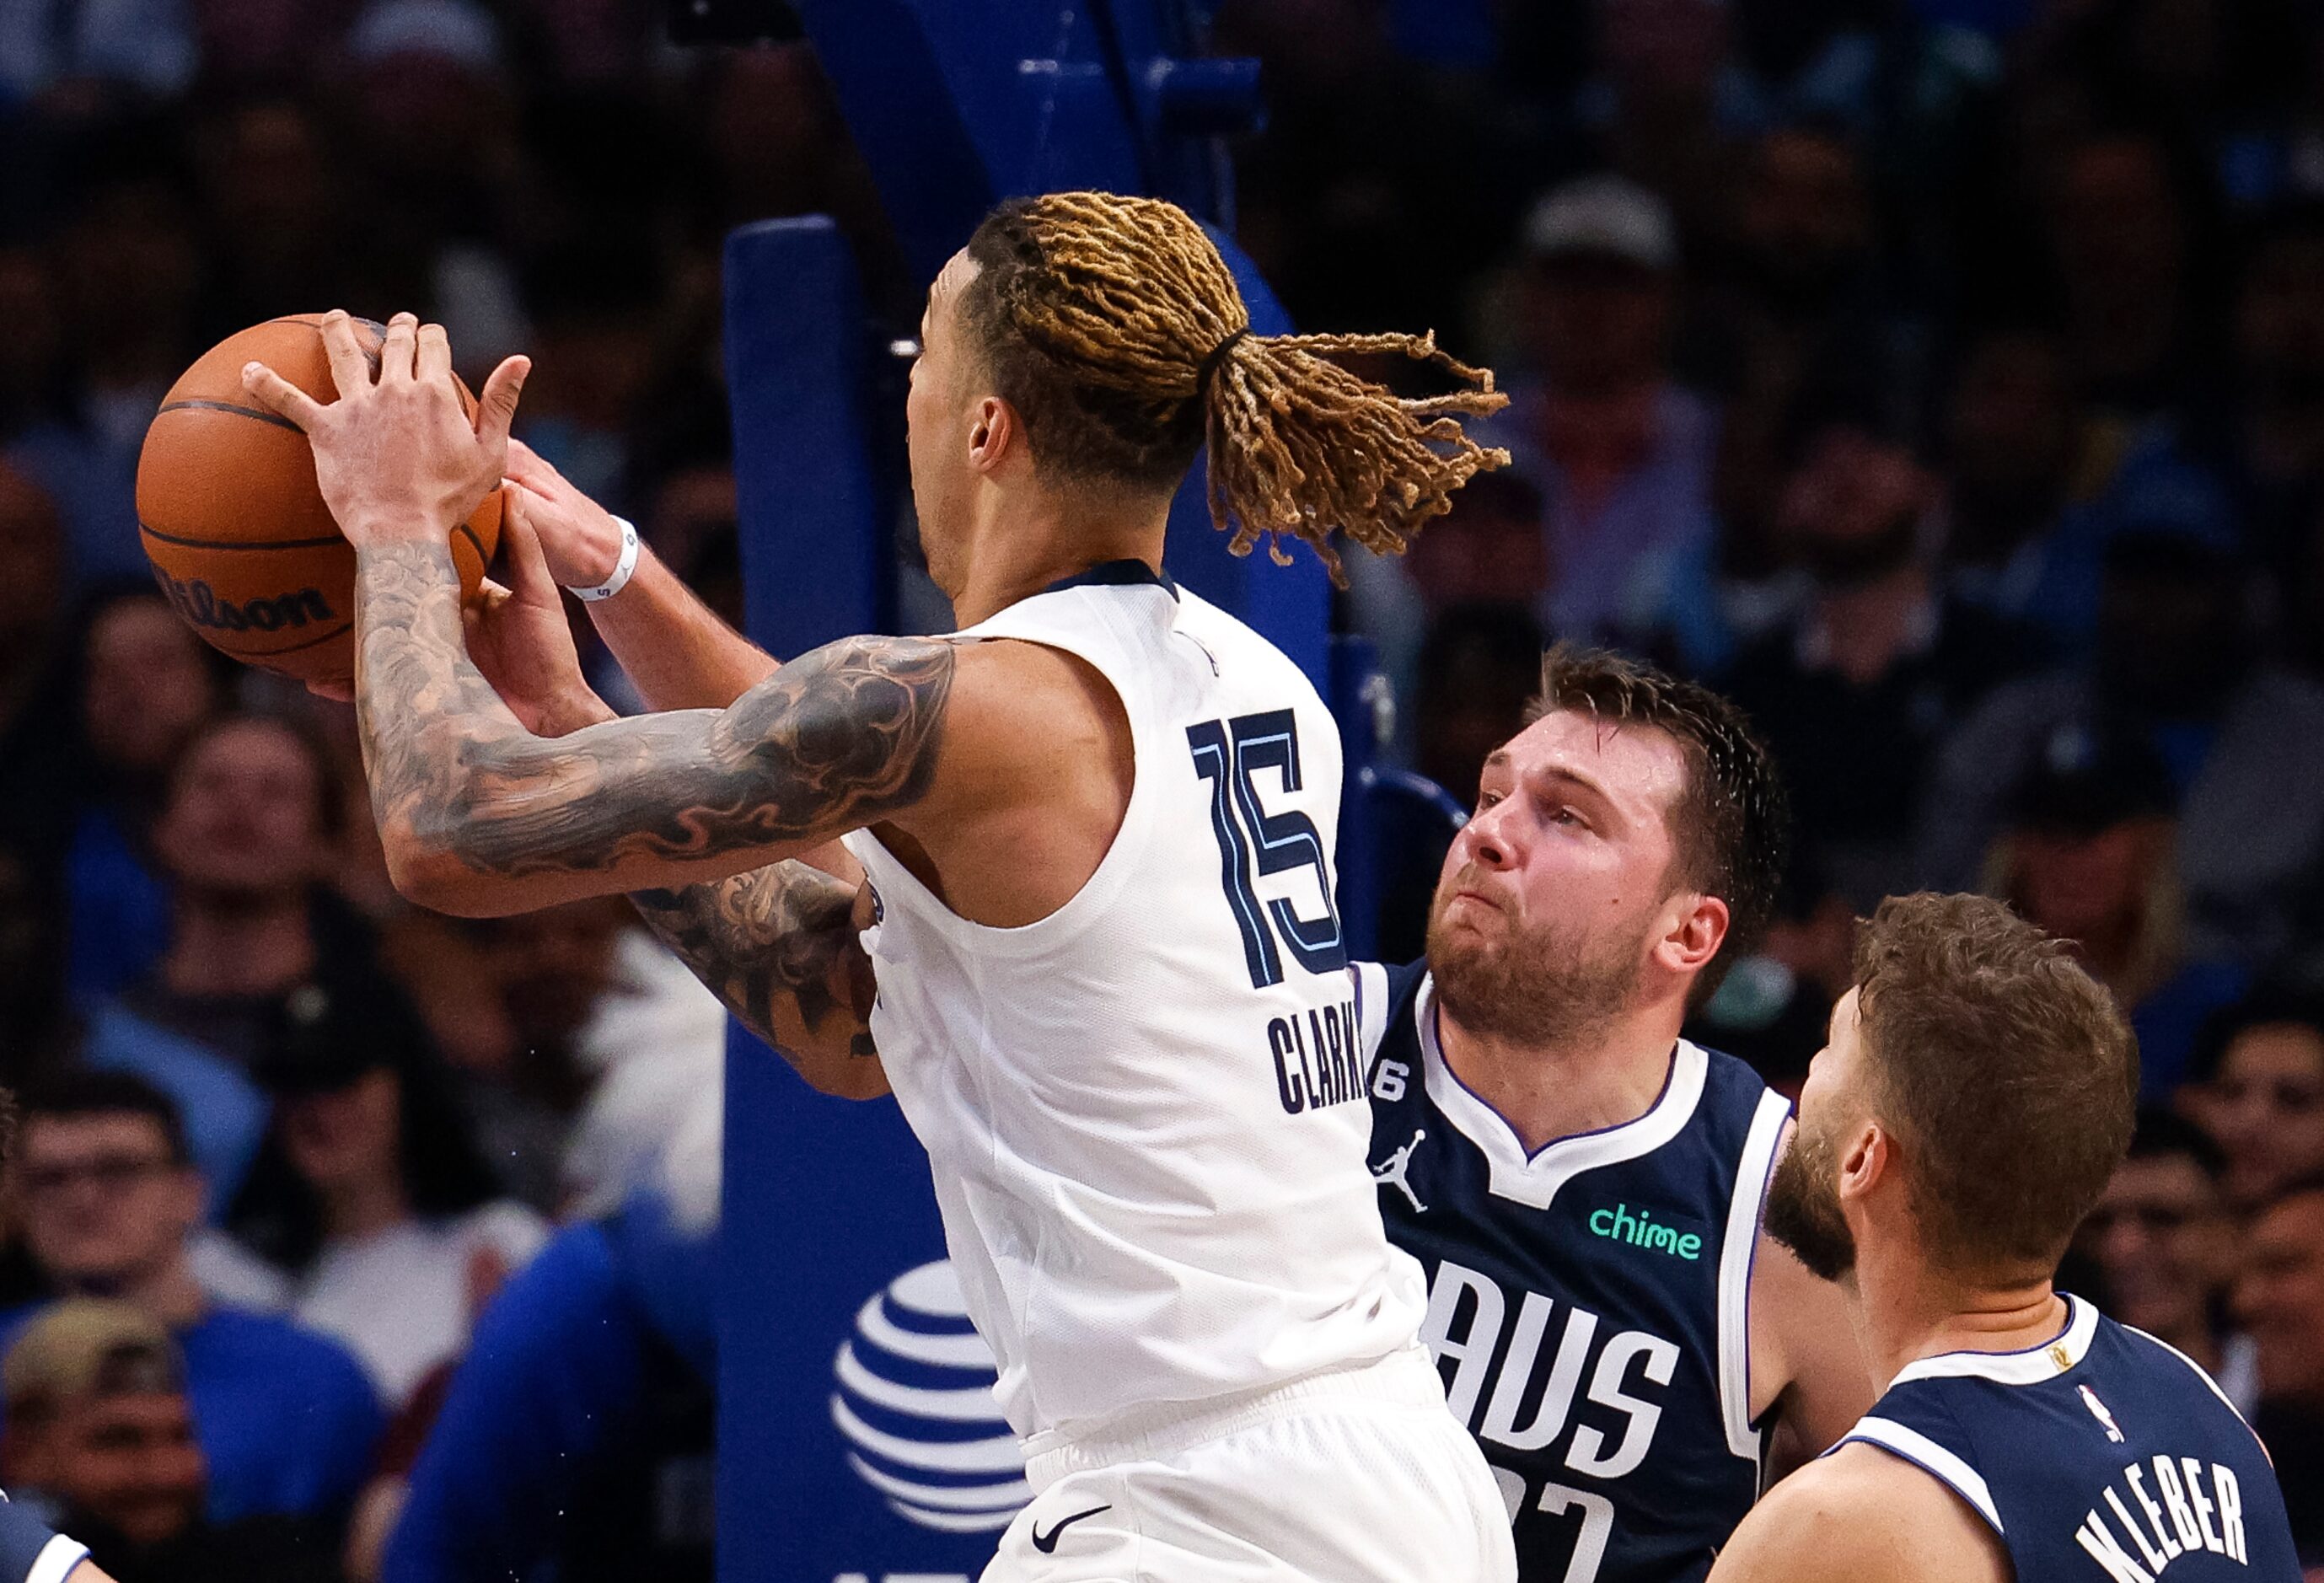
[1042,559,1179,599]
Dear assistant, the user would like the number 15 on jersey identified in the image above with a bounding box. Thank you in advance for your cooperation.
[1187,710,1347,989]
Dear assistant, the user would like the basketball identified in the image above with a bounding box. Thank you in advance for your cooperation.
[135,314,503,685]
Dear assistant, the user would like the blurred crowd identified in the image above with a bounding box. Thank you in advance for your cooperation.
[5,0,2324,1576]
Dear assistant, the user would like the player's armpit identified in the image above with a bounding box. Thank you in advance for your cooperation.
[1710,1444,2010,1583]
[357,539,962,915]
[631,861,887,1100]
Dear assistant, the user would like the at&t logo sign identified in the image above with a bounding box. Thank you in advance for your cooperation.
[830,1260,1027,1534]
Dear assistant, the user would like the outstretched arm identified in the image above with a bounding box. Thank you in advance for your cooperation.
[244,312,958,918]
[357,536,952,914]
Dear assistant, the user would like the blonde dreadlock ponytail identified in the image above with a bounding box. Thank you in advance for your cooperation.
[958,190,1509,586]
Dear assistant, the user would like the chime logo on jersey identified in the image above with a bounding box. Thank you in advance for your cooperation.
[829,1261,1027,1532]
[1587,1202,1704,1261]
[1421,1258,1679,1478]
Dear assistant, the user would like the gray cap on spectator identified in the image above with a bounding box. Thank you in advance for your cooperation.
[1522,176,1678,271]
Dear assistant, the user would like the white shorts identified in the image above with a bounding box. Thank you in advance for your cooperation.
[983,1349,1516,1583]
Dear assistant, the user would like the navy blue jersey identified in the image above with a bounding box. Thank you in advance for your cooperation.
[1357,962,1794,1583]
[1833,1296,2298,1581]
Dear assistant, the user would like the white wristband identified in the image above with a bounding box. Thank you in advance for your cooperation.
[567,516,640,603]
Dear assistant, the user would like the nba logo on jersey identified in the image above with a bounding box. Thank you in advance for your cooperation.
[2080,1384,2126,1444]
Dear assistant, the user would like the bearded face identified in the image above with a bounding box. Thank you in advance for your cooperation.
[1765,1109,1857,1281]
[1425,859,1653,1050]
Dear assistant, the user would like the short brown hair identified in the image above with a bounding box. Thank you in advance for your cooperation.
[1525,644,1788,995]
[958,191,1508,585]
[1854,892,2139,1280]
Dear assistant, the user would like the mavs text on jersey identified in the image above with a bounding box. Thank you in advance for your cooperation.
[1358,960,1793,1583]
[1829,1296,2298,1580]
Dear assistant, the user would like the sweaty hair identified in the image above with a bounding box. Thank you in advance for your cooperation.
[1523,644,1789,997]
[1854,893,2139,1281]
[958,191,1510,585]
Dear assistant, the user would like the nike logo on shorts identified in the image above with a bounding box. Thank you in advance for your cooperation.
[1030,1504,1112,1553]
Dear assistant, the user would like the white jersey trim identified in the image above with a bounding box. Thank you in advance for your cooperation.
[28,1535,88,1583]
[1841,1416,2005,1536]
[1414,974,1709,1211]
[1718,1088,1793,1463]
[1890,1296,2097,1388]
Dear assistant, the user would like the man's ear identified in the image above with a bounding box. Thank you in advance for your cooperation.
[1838,1120,1890,1207]
[969,397,1022,474]
[1661,893,1730,976]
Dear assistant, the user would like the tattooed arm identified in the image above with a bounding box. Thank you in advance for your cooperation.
[240,311,986,922]
[631,865,888,1099]
[351,536,957,915]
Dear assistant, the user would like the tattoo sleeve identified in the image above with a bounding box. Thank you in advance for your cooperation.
[631,861,878,1073]
[353,541,954,901]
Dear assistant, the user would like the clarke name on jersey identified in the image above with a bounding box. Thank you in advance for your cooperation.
[1269,993,1366,1115]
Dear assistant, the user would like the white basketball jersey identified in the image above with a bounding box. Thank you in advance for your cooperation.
[841,563,1426,1443]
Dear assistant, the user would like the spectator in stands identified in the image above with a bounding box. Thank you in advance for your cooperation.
[4,1073,383,1525]
[0,463,73,876]
[1399,471,1552,624]
[1922,498,2324,965]
[1364,607,1547,963]
[2076,1109,2257,1414]
[0,1300,338,1583]
[462,898,626,1211]
[379,1180,717,1583]
[2042,130,2209,429]
[1985,723,2248,1096]
[230,984,548,1409]
[1939,324,2097,636]
[1683,856,1851,1096]
[82,711,437,1199]
[2183,995,2324,1210]
[1721,416,2041,906]
[2178,203,2324,582]
[1493,176,1719,647]
[1337,470,1548,733]
[2233,1178,2324,1560]
[1688,125,1916,466]
[0,247,67,442]
[0,850,70,1079]
[12,127,207,589]
[64,585,226,1003]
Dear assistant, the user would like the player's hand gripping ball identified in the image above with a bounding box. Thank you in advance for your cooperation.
[135,312,517,687]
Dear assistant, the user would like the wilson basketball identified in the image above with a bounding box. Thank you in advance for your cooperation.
[136,314,503,685]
